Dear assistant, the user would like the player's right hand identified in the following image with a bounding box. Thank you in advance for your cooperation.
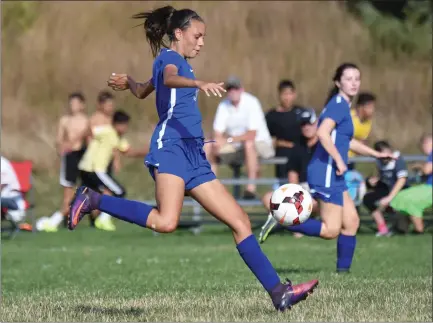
[196,81,226,97]
[336,160,347,176]
[108,73,129,91]
[368,176,379,187]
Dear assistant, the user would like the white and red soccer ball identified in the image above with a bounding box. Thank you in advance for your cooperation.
[270,184,313,226]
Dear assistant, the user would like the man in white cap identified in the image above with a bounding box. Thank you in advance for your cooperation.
[205,76,274,200]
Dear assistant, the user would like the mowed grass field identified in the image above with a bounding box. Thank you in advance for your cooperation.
[1,222,432,322]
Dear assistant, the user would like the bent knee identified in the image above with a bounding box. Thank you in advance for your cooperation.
[244,140,255,150]
[320,220,341,239]
[262,191,272,205]
[155,211,182,233]
[231,211,252,235]
[346,214,360,231]
[157,219,178,233]
[321,228,340,240]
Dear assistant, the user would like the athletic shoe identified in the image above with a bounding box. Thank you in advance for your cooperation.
[271,278,319,311]
[68,186,100,230]
[95,216,116,231]
[35,217,57,232]
[258,213,278,244]
[375,230,393,237]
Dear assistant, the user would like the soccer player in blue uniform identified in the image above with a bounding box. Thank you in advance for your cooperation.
[68,5,317,311]
[268,63,394,273]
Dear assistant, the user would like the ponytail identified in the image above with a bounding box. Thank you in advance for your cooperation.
[324,86,339,106]
[132,6,176,58]
[133,6,204,58]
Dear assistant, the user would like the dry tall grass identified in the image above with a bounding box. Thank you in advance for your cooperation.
[2,1,431,169]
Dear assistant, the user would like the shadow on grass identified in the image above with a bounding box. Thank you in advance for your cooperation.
[75,305,144,316]
[275,267,322,275]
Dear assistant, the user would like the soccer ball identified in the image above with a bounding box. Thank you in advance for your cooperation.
[270,183,313,226]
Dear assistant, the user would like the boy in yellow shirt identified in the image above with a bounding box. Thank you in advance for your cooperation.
[349,92,376,164]
[78,110,148,231]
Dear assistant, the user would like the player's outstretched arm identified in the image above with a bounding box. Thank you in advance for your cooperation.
[349,139,395,159]
[107,73,154,100]
[128,76,154,99]
[163,65,226,97]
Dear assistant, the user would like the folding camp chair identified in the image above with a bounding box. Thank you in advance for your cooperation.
[1,160,35,239]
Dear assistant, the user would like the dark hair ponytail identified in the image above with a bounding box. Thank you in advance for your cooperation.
[133,6,204,58]
[132,6,176,58]
[324,86,339,106]
[324,62,359,106]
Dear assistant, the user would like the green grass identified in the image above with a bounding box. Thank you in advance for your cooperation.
[2,161,431,321]
[1,223,432,322]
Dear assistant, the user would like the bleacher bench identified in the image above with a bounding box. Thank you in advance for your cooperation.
[141,154,432,234]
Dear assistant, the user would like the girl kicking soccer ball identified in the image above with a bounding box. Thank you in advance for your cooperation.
[68,5,318,312]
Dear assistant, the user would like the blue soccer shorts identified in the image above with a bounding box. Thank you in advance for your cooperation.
[145,138,216,191]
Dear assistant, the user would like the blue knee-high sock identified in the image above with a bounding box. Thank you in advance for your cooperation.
[285,218,322,237]
[336,234,356,272]
[98,195,153,228]
[237,234,281,294]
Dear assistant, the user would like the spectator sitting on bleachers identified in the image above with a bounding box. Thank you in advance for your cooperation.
[390,133,433,234]
[258,108,320,242]
[1,156,26,224]
[205,76,274,200]
[362,140,409,237]
[265,80,305,183]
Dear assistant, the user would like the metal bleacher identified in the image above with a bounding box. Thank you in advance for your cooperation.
[141,154,431,234]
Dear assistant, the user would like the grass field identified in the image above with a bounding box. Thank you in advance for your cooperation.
[1,222,432,322]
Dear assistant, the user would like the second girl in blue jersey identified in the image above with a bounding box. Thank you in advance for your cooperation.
[275,63,394,273]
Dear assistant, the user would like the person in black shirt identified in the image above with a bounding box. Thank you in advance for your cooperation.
[265,80,304,181]
[362,140,409,236]
[287,108,319,186]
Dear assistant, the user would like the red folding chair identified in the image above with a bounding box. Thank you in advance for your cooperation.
[1,160,35,238]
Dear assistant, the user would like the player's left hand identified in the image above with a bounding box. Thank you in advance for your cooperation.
[108,73,129,91]
[376,152,397,160]
[196,81,226,97]
[378,196,392,208]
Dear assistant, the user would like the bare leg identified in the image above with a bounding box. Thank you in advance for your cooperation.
[61,187,75,217]
[262,191,272,211]
[341,191,360,236]
[371,209,388,233]
[244,140,258,193]
[318,200,343,239]
[189,179,251,243]
[410,216,424,233]
[145,170,186,233]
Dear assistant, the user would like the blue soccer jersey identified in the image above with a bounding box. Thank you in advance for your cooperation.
[150,49,203,148]
[307,95,354,188]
